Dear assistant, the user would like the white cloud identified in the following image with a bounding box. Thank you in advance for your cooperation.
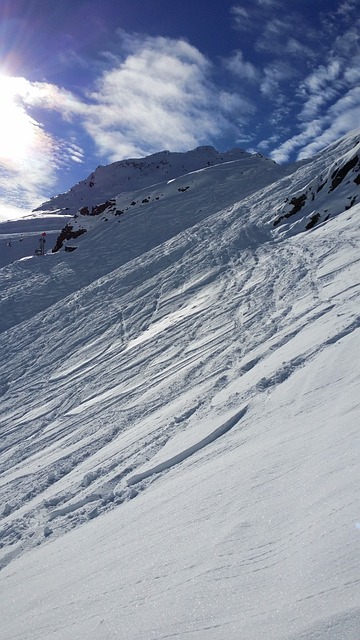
[255,15,313,56]
[230,5,253,32]
[224,50,260,82]
[22,81,87,119]
[269,120,323,164]
[344,65,360,83]
[337,0,358,17]
[299,86,339,121]
[229,2,360,164]
[284,37,316,59]
[297,87,360,159]
[0,132,67,211]
[0,201,33,221]
[80,35,245,160]
[231,1,281,33]
[66,141,85,165]
[257,133,281,151]
[24,34,248,161]
[219,90,254,113]
[295,42,360,121]
[260,62,295,99]
[302,60,341,94]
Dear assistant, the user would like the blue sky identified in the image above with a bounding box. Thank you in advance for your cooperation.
[1,0,360,215]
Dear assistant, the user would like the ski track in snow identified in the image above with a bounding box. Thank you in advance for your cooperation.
[1,202,360,572]
[0,133,360,639]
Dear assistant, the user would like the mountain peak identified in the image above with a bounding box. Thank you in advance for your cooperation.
[33,145,269,216]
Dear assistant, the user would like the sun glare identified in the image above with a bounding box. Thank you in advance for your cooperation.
[0,74,40,166]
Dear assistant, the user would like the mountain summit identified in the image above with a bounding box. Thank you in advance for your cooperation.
[1,129,360,640]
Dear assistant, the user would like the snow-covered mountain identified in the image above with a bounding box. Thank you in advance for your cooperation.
[34,145,281,216]
[0,130,360,640]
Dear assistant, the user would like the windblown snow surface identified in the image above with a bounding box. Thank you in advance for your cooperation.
[0,132,360,639]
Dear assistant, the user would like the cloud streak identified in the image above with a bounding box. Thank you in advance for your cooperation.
[269,86,360,163]
[229,1,360,162]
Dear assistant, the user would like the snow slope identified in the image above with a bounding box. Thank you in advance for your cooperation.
[0,129,360,639]
[0,148,289,332]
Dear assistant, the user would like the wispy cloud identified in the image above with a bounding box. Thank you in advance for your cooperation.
[230,5,253,32]
[269,86,360,163]
[231,0,281,33]
[296,60,343,121]
[227,0,360,162]
[260,61,296,99]
[22,81,87,119]
[336,0,358,17]
[81,34,243,160]
[255,0,282,7]
[219,90,254,116]
[296,87,360,160]
[282,37,317,60]
[269,121,322,164]
[224,50,260,83]
[301,60,342,95]
[256,18,321,66]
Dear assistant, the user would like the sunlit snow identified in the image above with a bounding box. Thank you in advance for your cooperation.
[0,135,360,639]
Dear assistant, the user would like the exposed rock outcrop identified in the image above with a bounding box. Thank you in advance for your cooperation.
[52,224,87,253]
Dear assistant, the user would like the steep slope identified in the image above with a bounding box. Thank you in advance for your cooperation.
[272,129,360,233]
[0,129,360,640]
[0,150,289,333]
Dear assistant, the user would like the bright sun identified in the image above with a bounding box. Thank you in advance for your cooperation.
[0,74,40,166]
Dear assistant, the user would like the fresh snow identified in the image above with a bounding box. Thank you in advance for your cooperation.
[0,132,360,639]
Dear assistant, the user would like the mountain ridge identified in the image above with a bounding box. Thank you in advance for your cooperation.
[34,145,277,216]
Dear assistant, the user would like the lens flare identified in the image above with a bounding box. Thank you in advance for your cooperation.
[0,74,42,166]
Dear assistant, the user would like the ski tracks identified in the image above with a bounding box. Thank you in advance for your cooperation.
[2,212,360,571]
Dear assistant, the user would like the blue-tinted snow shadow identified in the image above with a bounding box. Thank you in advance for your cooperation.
[127,405,248,486]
